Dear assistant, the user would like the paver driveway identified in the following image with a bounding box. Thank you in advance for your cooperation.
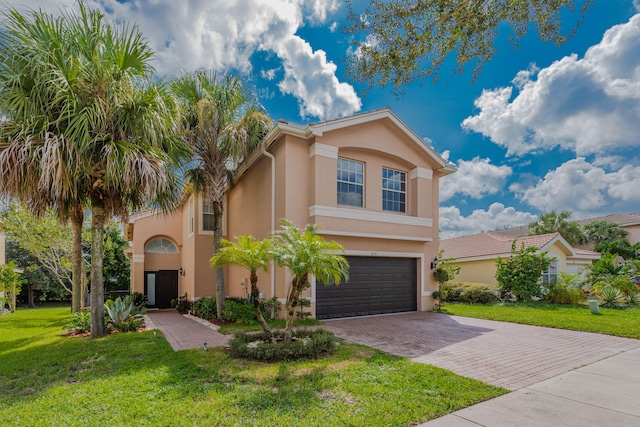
[321,312,640,390]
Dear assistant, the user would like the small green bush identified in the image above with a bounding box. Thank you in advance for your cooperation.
[545,273,585,305]
[223,299,256,324]
[259,296,281,321]
[193,296,217,319]
[129,292,148,314]
[64,311,91,333]
[441,282,499,304]
[171,293,192,314]
[229,328,337,361]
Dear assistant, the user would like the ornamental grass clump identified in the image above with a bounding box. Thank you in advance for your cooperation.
[545,273,585,305]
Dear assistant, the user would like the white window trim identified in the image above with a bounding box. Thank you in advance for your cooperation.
[309,205,433,228]
[337,157,365,209]
[382,167,407,213]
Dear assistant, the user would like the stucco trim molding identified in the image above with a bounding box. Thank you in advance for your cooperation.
[309,143,339,159]
[317,229,432,242]
[309,205,433,227]
[133,254,145,263]
[410,167,433,180]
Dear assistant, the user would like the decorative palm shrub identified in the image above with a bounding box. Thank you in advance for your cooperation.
[545,273,585,305]
[64,311,91,334]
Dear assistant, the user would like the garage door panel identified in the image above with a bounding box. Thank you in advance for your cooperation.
[316,256,417,319]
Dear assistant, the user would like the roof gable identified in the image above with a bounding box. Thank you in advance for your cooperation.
[440,232,575,260]
[309,108,455,174]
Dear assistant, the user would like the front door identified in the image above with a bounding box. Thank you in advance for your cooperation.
[145,270,178,309]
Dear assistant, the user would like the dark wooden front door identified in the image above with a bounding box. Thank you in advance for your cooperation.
[144,270,178,309]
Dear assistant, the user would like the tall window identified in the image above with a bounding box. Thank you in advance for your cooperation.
[337,158,364,207]
[541,260,558,285]
[382,167,406,213]
[202,198,215,231]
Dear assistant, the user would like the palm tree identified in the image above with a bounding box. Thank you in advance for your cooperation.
[171,70,272,319]
[529,210,585,246]
[584,220,628,246]
[0,2,187,337]
[210,235,275,342]
[273,220,349,342]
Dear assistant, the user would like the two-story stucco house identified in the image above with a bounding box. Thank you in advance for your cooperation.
[126,108,455,319]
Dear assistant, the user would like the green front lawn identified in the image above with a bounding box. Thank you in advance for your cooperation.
[1,307,505,426]
[441,302,640,339]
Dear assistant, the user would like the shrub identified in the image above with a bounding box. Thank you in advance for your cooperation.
[259,296,281,321]
[105,296,143,332]
[193,296,217,320]
[440,282,499,304]
[129,292,148,314]
[64,311,91,333]
[495,241,551,301]
[223,299,256,324]
[296,298,312,319]
[171,293,192,314]
[545,273,585,305]
[229,328,337,361]
[598,286,623,308]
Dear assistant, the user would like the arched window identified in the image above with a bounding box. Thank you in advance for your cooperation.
[145,238,178,253]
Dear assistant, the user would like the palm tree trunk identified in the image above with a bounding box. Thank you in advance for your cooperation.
[90,199,106,338]
[250,272,274,343]
[213,200,225,319]
[70,205,84,313]
[284,274,307,342]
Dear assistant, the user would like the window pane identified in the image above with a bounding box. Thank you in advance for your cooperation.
[382,167,406,213]
[337,158,364,207]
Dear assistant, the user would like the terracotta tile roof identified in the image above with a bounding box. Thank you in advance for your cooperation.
[573,248,600,257]
[492,212,640,237]
[440,232,561,260]
[575,212,640,226]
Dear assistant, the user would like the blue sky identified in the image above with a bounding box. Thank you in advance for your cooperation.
[8,0,640,237]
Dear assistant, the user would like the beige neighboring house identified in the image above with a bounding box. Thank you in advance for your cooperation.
[126,108,455,319]
[440,232,600,285]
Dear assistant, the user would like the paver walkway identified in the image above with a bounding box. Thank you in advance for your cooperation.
[321,312,640,390]
[146,309,230,351]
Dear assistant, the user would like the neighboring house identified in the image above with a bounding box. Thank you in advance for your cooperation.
[440,232,600,285]
[126,108,455,319]
[494,212,640,246]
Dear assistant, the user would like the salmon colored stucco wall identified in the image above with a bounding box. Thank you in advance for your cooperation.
[128,112,448,316]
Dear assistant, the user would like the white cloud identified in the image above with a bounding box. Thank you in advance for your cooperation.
[462,13,640,157]
[440,203,537,239]
[329,22,338,32]
[260,68,278,81]
[517,157,640,217]
[440,157,512,201]
[635,0,640,12]
[6,0,360,120]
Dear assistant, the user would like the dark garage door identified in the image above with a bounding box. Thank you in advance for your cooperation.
[316,256,417,319]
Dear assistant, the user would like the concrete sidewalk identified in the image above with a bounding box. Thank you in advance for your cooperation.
[421,347,640,426]
[146,309,230,351]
